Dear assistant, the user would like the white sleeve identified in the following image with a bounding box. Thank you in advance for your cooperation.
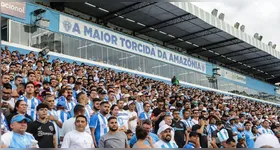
[61,132,71,148]
[1,132,12,147]
[61,122,66,136]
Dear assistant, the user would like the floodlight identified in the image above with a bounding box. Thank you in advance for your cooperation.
[240,25,245,32]
[258,35,263,41]
[268,41,273,46]
[211,9,218,17]
[272,44,277,49]
[218,13,225,21]
[254,33,259,39]
[234,22,240,29]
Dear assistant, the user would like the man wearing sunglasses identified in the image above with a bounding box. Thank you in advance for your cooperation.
[1,114,38,148]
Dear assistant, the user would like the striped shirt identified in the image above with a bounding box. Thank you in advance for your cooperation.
[1,113,9,132]
[18,96,41,120]
[258,127,275,135]
[49,109,62,145]
[89,113,108,145]
[217,128,229,142]
[154,140,178,148]
[207,124,217,137]
[135,101,144,115]
[181,119,196,128]
[57,110,70,123]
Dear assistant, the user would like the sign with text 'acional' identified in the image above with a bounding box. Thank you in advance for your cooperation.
[59,15,206,74]
[219,68,246,84]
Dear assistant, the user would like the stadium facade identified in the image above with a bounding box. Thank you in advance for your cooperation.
[1,2,280,104]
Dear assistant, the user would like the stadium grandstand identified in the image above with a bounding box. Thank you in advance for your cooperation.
[1,1,280,148]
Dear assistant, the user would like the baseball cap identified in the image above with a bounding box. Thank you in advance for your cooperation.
[128,100,135,106]
[11,114,31,124]
[137,92,143,96]
[57,101,67,108]
[157,124,172,135]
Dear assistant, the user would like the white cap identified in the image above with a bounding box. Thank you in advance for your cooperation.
[128,100,135,106]
[254,134,280,148]
[137,92,143,96]
[157,124,172,135]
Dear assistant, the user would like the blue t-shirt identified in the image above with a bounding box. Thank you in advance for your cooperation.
[129,132,159,147]
[184,142,195,148]
[244,130,255,148]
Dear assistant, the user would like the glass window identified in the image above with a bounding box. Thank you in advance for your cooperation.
[10,21,20,44]
[80,40,87,59]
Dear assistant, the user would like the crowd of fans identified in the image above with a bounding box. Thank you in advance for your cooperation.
[1,46,280,148]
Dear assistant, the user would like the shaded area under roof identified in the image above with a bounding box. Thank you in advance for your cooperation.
[62,1,280,83]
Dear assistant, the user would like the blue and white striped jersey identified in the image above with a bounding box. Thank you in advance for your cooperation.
[18,96,41,120]
[154,140,178,148]
[57,110,70,123]
[89,113,108,145]
[181,119,196,128]
[1,113,9,132]
[1,131,39,148]
[207,124,217,136]
[135,101,144,116]
[258,127,275,135]
[48,109,62,145]
[139,111,150,120]
[217,128,229,142]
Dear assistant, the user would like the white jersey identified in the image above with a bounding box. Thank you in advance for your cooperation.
[258,127,275,135]
[61,130,94,148]
[154,140,178,148]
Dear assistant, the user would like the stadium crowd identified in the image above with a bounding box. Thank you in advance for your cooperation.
[1,46,280,148]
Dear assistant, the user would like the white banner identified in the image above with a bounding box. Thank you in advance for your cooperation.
[219,68,246,84]
[59,15,206,73]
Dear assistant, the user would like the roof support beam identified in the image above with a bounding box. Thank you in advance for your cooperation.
[187,38,242,55]
[135,13,197,35]
[102,2,157,21]
[252,61,280,69]
[227,55,274,66]
[166,27,221,44]
[209,47,256,59]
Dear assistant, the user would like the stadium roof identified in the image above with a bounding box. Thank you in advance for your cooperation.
[63,1,280,84]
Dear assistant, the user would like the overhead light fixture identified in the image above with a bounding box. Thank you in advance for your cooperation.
[234,22,240,29]
[211,9,218,17]
[85,2,96,8]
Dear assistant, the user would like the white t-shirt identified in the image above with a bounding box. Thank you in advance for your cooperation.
[61,118,91,136]
[127,110,137,133]
[61,130,94,148]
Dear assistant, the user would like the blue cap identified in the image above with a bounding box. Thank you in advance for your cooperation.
[11,114,31,124]
[237,133,245,140]
[57,101,67,108]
